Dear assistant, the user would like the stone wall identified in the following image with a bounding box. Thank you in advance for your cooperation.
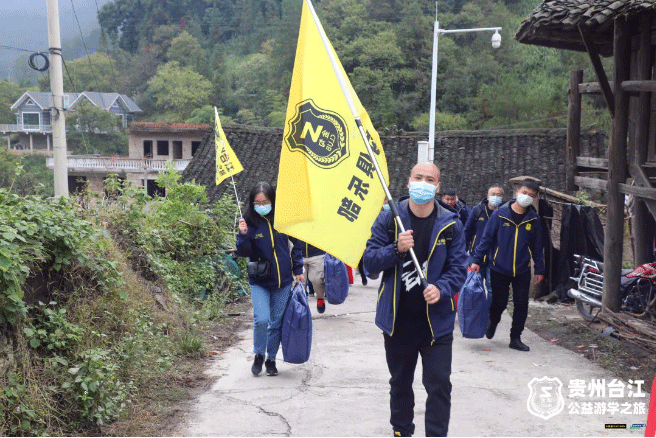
[182,126,608,207]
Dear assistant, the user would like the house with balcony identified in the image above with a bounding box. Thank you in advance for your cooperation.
[3,91,141,152]
[46,122,210,196]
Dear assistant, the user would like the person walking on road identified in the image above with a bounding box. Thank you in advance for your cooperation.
[464,184,504,308]
[237,182,304,376]
[364,162,468,437]
[470,179,544,352]
[293,239,327,313]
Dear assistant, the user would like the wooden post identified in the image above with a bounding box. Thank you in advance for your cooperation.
[567,70,583,193]
[579,24,615,117]
[603,17,630,312]
[632,15,654,265]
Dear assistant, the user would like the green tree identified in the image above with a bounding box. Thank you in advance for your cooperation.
[147,61,213,121]
[10,55,43,87]
[0,150,54,197]
[411,111,468,131]
[69,100,122,132]
[185,105,235,125]
[0,81,28,124]
[167,31,207,74]
[66,100,128,156]
[38,53,120,93]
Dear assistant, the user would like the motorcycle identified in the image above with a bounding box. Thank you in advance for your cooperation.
[568,254,655,321]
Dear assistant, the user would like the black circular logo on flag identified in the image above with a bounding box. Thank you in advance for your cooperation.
[284,99,349,169]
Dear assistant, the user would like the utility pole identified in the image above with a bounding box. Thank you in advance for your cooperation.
[47,0,68,196]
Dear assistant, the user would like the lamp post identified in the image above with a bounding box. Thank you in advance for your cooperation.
[426,19,502,162]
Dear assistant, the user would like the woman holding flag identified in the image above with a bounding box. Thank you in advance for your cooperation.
[237,182,305,376]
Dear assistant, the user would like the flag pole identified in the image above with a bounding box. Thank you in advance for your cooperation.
[214,106,243,218]
[304,0,428,287]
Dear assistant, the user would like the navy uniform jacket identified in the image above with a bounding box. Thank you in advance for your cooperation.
[454,199,469,225]
[464,199,494,261]
[363,198,468,341]
[236,215,304,289]
[292,240,326,258]
[472,201,545,277]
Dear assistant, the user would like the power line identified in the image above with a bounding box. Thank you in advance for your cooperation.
[0,44,44,53]
[70,0,106,109]
[93,0,120,89]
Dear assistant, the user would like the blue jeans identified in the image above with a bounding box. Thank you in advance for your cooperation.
[250,282,292,360]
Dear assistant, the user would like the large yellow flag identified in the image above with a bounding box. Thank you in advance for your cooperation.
[215,107,243,185]
[275,0,389,267]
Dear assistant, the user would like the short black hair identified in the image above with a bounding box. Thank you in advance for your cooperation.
[520,179,540,195]
[244,181,276,225]
[442,188,456,197]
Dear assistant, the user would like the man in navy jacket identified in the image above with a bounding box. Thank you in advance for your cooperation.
[464,184,504,307]
[471,179,545,352]
[364,162,467,437]
[441,188,469,226]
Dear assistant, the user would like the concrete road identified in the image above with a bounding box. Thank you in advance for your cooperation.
[177,275,650,436]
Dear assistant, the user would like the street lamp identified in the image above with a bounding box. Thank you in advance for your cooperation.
[426,19,502,162]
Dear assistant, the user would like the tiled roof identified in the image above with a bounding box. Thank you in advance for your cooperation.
[10,91,142,112]
[129,122,211,132]
[515,0,656,56]
[182,125,607,208]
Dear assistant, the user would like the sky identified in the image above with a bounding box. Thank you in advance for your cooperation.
[0,0,113,80]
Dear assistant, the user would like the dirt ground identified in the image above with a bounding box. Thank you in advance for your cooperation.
[103,298,656,436]
[101,298,251,437]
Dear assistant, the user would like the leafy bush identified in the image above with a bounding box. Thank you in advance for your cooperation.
[104,163,246,307]
[0,159,245,435]
[24,303,84,353]
[62,349,134,426]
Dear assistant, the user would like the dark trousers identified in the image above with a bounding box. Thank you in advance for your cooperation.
[489,269,531,339]
[384,332,453,437]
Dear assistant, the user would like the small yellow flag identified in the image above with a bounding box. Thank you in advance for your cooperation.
[275,0,389,267]
[215,107,243,185]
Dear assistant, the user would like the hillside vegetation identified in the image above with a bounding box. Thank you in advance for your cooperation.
[0,162,245,435]
[3,0,610,141]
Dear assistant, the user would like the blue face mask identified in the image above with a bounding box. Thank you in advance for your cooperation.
[488,195,503,207]
[408,181,437,205]
[382,204,390,211]
[254,204,272,216]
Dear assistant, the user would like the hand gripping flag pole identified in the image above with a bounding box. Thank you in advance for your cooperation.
[214,106,243,218]
[304,0,428,288]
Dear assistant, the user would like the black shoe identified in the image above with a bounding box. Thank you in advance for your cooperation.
[509,337,530,352]
[361,276,368,286]
[251,354,264,375]
[317,299,326,314]
[485,320,497,339]
[393,431,411,437]
[265,359,278,376]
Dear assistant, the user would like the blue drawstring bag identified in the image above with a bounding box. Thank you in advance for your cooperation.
[457,271,489,339]
[324,253,349,305]
[282,282,312,364]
